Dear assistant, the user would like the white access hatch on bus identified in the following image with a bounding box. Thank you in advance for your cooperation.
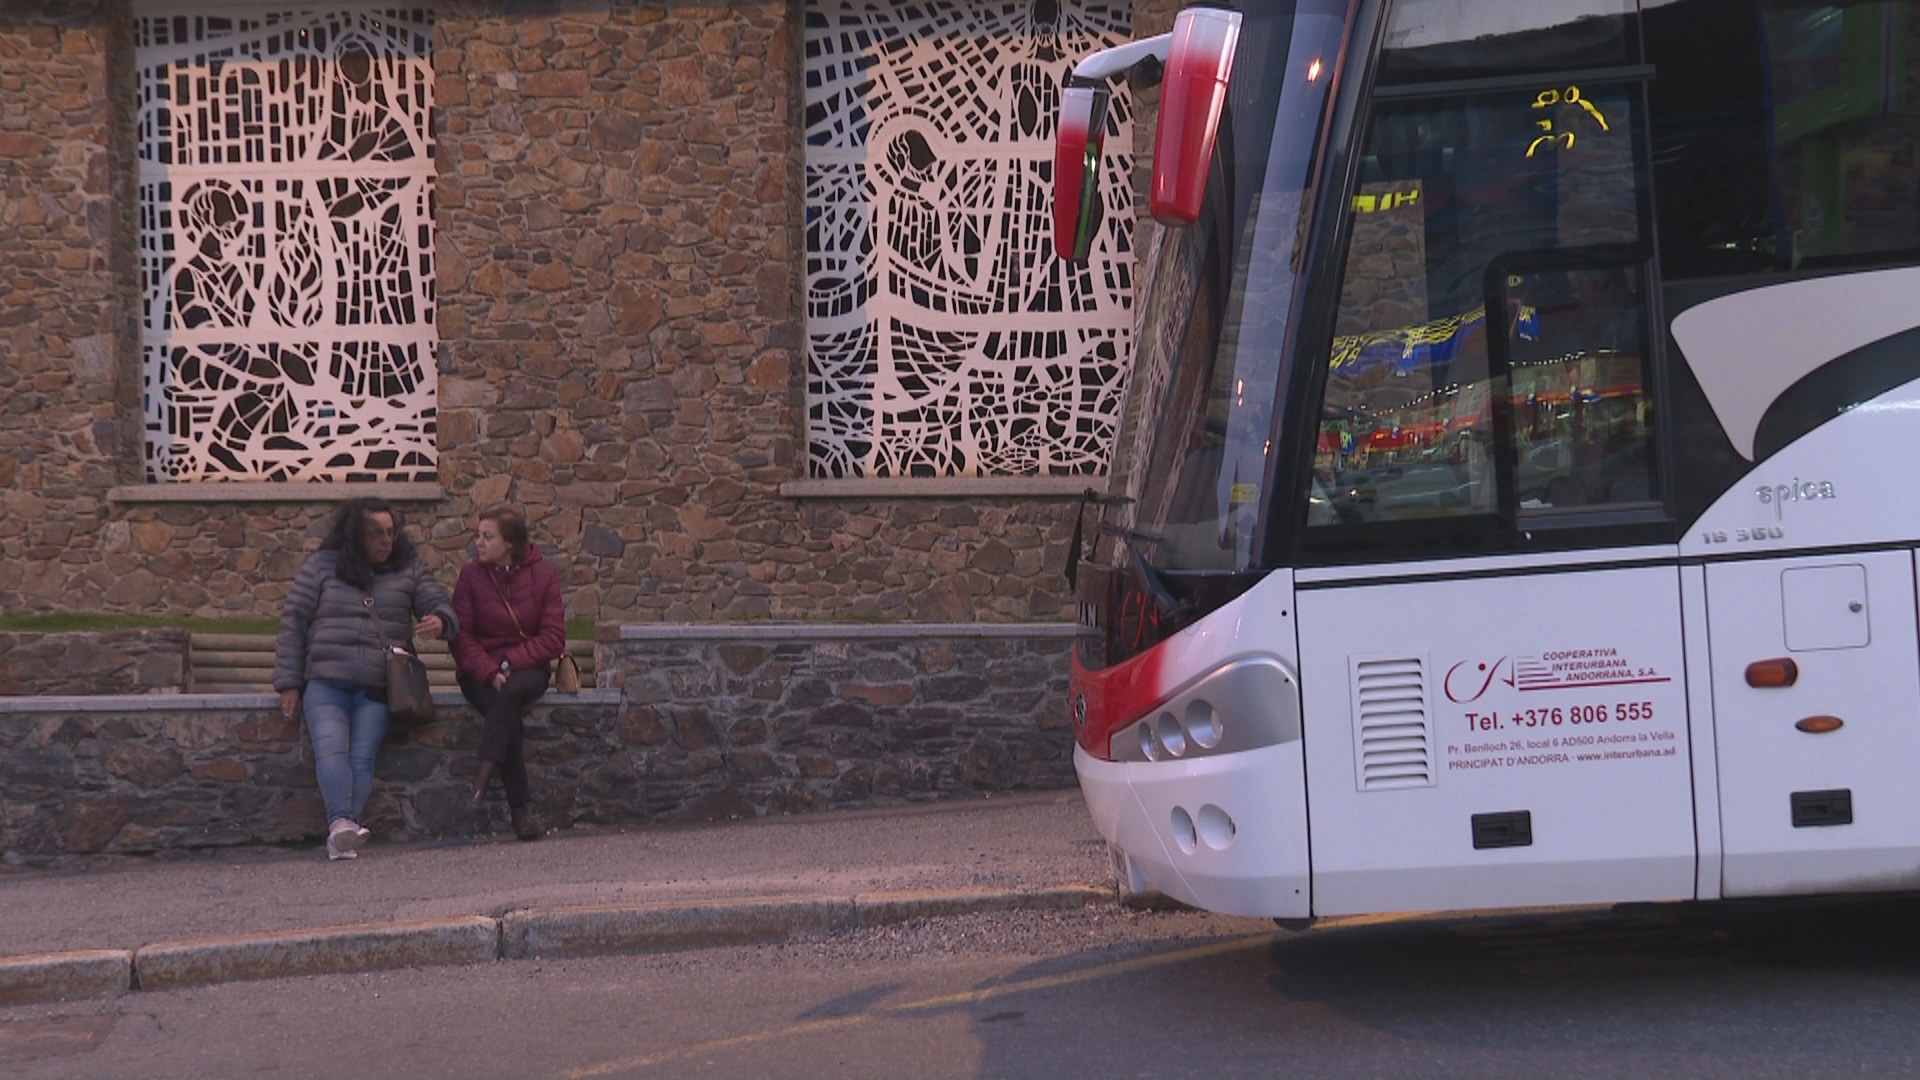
[1296,561,1697,916]
[1706,551,1920,897]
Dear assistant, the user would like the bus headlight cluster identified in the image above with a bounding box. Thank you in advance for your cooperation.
[1138,700,1222,761]
[1109,656,1302,764]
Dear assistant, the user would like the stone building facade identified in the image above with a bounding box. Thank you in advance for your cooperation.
[0,0,1184,627]
[0,0,1200,853]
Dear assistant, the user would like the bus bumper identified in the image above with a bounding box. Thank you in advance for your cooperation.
[1073,741,1311,919]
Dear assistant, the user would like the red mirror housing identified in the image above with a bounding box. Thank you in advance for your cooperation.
[1054,83,1111,262]
[1150,7,1242,227]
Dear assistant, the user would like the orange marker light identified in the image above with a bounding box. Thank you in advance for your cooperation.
[1796,715,1844,734]
[1745,658,1799,688]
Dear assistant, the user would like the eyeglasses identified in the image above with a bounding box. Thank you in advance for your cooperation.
[363,526,397,539]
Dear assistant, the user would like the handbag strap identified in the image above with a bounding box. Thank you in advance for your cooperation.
[361,594,412,655]
[484,567,531,641]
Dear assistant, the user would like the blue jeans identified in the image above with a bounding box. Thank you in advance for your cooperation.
[303,679,390,825]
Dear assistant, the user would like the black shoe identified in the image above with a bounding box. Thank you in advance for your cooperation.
[510,806,541,842]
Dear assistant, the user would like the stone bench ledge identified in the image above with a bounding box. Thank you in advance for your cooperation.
[0,689,623,714]
[616,622,1084,642]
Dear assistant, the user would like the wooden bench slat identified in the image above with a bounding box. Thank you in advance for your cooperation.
[191,636,591,657]
[187,632,590,692]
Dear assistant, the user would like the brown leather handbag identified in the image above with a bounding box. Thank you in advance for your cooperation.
[553,651,583,693]
[363,595,435,726]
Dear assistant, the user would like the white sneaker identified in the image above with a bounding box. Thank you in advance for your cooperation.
[327,819,365,861]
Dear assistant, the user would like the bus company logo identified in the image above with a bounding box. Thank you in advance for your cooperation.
[1757,478,1835,520]
[1444,657,1514,703]
[1117,589,1161,653]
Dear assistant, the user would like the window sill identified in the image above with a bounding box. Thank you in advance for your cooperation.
[780,476,1109,499]
[108,482,448,504]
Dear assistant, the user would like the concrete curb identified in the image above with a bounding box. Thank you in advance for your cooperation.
[1,884,1117,1006]
[134,917,501,992]
[853,883,1114,925]
[503,896,859,959]
[0,950,134,1005]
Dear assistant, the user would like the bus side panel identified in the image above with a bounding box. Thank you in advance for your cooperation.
[1707,550,1920,897]
[1298,565,1696,916]
[1680,374,1920,561]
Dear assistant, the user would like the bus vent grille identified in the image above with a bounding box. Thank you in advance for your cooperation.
[1352,655,1433,791]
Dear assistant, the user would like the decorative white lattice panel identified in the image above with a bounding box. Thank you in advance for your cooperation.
[804,0,1135,478]
[136,5,436,483]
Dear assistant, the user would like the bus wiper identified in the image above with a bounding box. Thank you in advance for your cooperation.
[1097,523,1190,620]
[1063,489,1135,592]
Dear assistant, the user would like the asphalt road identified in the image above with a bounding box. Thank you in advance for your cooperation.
[8,891,1920,1079]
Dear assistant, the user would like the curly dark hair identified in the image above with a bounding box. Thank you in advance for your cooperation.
[320,497,418,590]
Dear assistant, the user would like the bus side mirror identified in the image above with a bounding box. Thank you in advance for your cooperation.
[1054,83,1111,263]
[1150,6,1241,227]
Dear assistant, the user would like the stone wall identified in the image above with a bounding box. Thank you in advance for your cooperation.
[0,692,608,862]
[0,629,186,696]
[0,625,1077,863]
[600,626,1077,818]
[0,0,1091,626]
[0,0,141,606]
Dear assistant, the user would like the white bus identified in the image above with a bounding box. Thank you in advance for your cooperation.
[1055,0,1920,923]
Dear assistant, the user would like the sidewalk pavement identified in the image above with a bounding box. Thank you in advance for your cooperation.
[0,792,1117,1007]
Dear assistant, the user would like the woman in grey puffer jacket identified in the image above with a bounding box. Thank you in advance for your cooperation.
[273,498,458,861]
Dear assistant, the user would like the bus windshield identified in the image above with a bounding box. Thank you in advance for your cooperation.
[1115,2,1353,575]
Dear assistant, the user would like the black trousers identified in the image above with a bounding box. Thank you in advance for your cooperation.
[457,668,549,808]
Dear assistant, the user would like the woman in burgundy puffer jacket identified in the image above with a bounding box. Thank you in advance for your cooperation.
[451,506,566,841]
